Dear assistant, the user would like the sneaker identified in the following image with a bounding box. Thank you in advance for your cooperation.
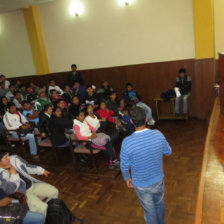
[112,159,120,166]
[148,119,156,126]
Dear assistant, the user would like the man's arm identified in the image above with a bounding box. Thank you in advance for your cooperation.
[160,133,172,156]
[0,197,12,207]
[120,141,131,181]
[13,155,44,176]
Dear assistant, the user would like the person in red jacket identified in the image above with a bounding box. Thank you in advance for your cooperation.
[97,101,115,123]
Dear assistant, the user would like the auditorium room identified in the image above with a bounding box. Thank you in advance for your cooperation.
[0,0,223,223]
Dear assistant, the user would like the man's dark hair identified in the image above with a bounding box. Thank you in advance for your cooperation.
[126,83,133,87]
[86,84,92,89]
[130,107,146,127]
[49,79,54,84]
[14,91,21,96]
[9,84,15,89]
[21,100,29,106]
[178,68,186,74]
[50,89,57,94]
[0,150,8,160]
[7,102,16,109]
[71,64,77,68]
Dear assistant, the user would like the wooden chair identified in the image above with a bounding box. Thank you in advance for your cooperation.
[3,128,29,157]
[34,134,59,165]
[69,133,101,172]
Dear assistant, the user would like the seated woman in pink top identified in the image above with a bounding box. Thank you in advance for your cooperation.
[97,101,114,123]
[73,111,119,168]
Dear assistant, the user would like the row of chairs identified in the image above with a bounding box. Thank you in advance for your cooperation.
[3,128,103,173]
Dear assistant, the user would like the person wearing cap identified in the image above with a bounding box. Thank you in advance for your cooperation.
[0,151,58,217]
[35,89,52,112]
[3,103,38,157]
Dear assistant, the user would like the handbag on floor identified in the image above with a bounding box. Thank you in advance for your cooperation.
[45,198,83,224]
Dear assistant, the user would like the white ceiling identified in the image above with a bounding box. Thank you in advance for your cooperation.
[0,0,54,14]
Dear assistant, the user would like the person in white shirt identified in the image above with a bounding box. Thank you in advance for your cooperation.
[13,91,24,110]
[5,84,16,102]
[48,79,63,95]
[0,74,10,89]
[85,104,101,130]
[3,103,38,158]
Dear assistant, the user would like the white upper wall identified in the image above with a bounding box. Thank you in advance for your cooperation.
[38,0,195,72]
[0,10,35,77]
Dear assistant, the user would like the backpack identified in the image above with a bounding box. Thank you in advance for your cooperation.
[45,199,83,224]
[160,89,176,100]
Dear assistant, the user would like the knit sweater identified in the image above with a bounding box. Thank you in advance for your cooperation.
[120,128,172,187]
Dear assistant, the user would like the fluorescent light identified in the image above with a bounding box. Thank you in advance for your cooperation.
[69,0,84,16]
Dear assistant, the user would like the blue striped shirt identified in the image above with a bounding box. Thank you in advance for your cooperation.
[120,128,172,187]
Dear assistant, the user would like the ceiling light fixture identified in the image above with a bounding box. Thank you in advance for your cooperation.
[69,0,84,16]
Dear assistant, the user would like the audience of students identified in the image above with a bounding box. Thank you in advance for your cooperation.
[0,65,164,164]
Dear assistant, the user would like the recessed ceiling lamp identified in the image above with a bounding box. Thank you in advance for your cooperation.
[69,0,84,16]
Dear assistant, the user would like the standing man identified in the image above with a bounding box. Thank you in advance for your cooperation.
[120,107,172,224]
[175,68,192,116]
[68,64,83,87]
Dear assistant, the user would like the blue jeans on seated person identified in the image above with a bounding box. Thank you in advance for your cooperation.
[175,93,190,114]
[0,122,4,135]
[135,181,165,224]
[136,102,153,123]
[23,211,45,224]
[11,131,37,155]
[55,139,70,148]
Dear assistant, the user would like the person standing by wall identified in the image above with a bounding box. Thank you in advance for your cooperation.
[120,107,172,224]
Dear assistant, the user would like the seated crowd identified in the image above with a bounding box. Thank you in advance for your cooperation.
[0,66,155,166]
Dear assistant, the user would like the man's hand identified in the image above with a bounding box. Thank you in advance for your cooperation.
[43,170,50,177]
[126,178,134,188]
[41,132,46,138]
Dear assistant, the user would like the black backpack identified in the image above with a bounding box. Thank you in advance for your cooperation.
[45,199,83,224]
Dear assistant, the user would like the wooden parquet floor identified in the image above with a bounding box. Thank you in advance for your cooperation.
[33,118,207,224]
[202,100,224,224]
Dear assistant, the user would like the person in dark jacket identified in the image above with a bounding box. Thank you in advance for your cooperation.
[68,64,83,87]
[38,104,53,139]
[123,83,155,126]
[26,86,38,105]
[68,96,85,119]
[85,85,100,110]
[62,84,73,104]
[49,107,73,147]
[175,68,192,115]
[72,81,86,103]
[96,81,114,101]
[106,92,120,115]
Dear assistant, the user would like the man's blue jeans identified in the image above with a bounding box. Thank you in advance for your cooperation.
[135,181,165,224]
[11,132,37,155]
[175,93,190,114]
[23,211,45,224]
[136,102,153,123]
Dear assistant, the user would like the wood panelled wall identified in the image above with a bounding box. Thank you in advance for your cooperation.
[9,59,216,119]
